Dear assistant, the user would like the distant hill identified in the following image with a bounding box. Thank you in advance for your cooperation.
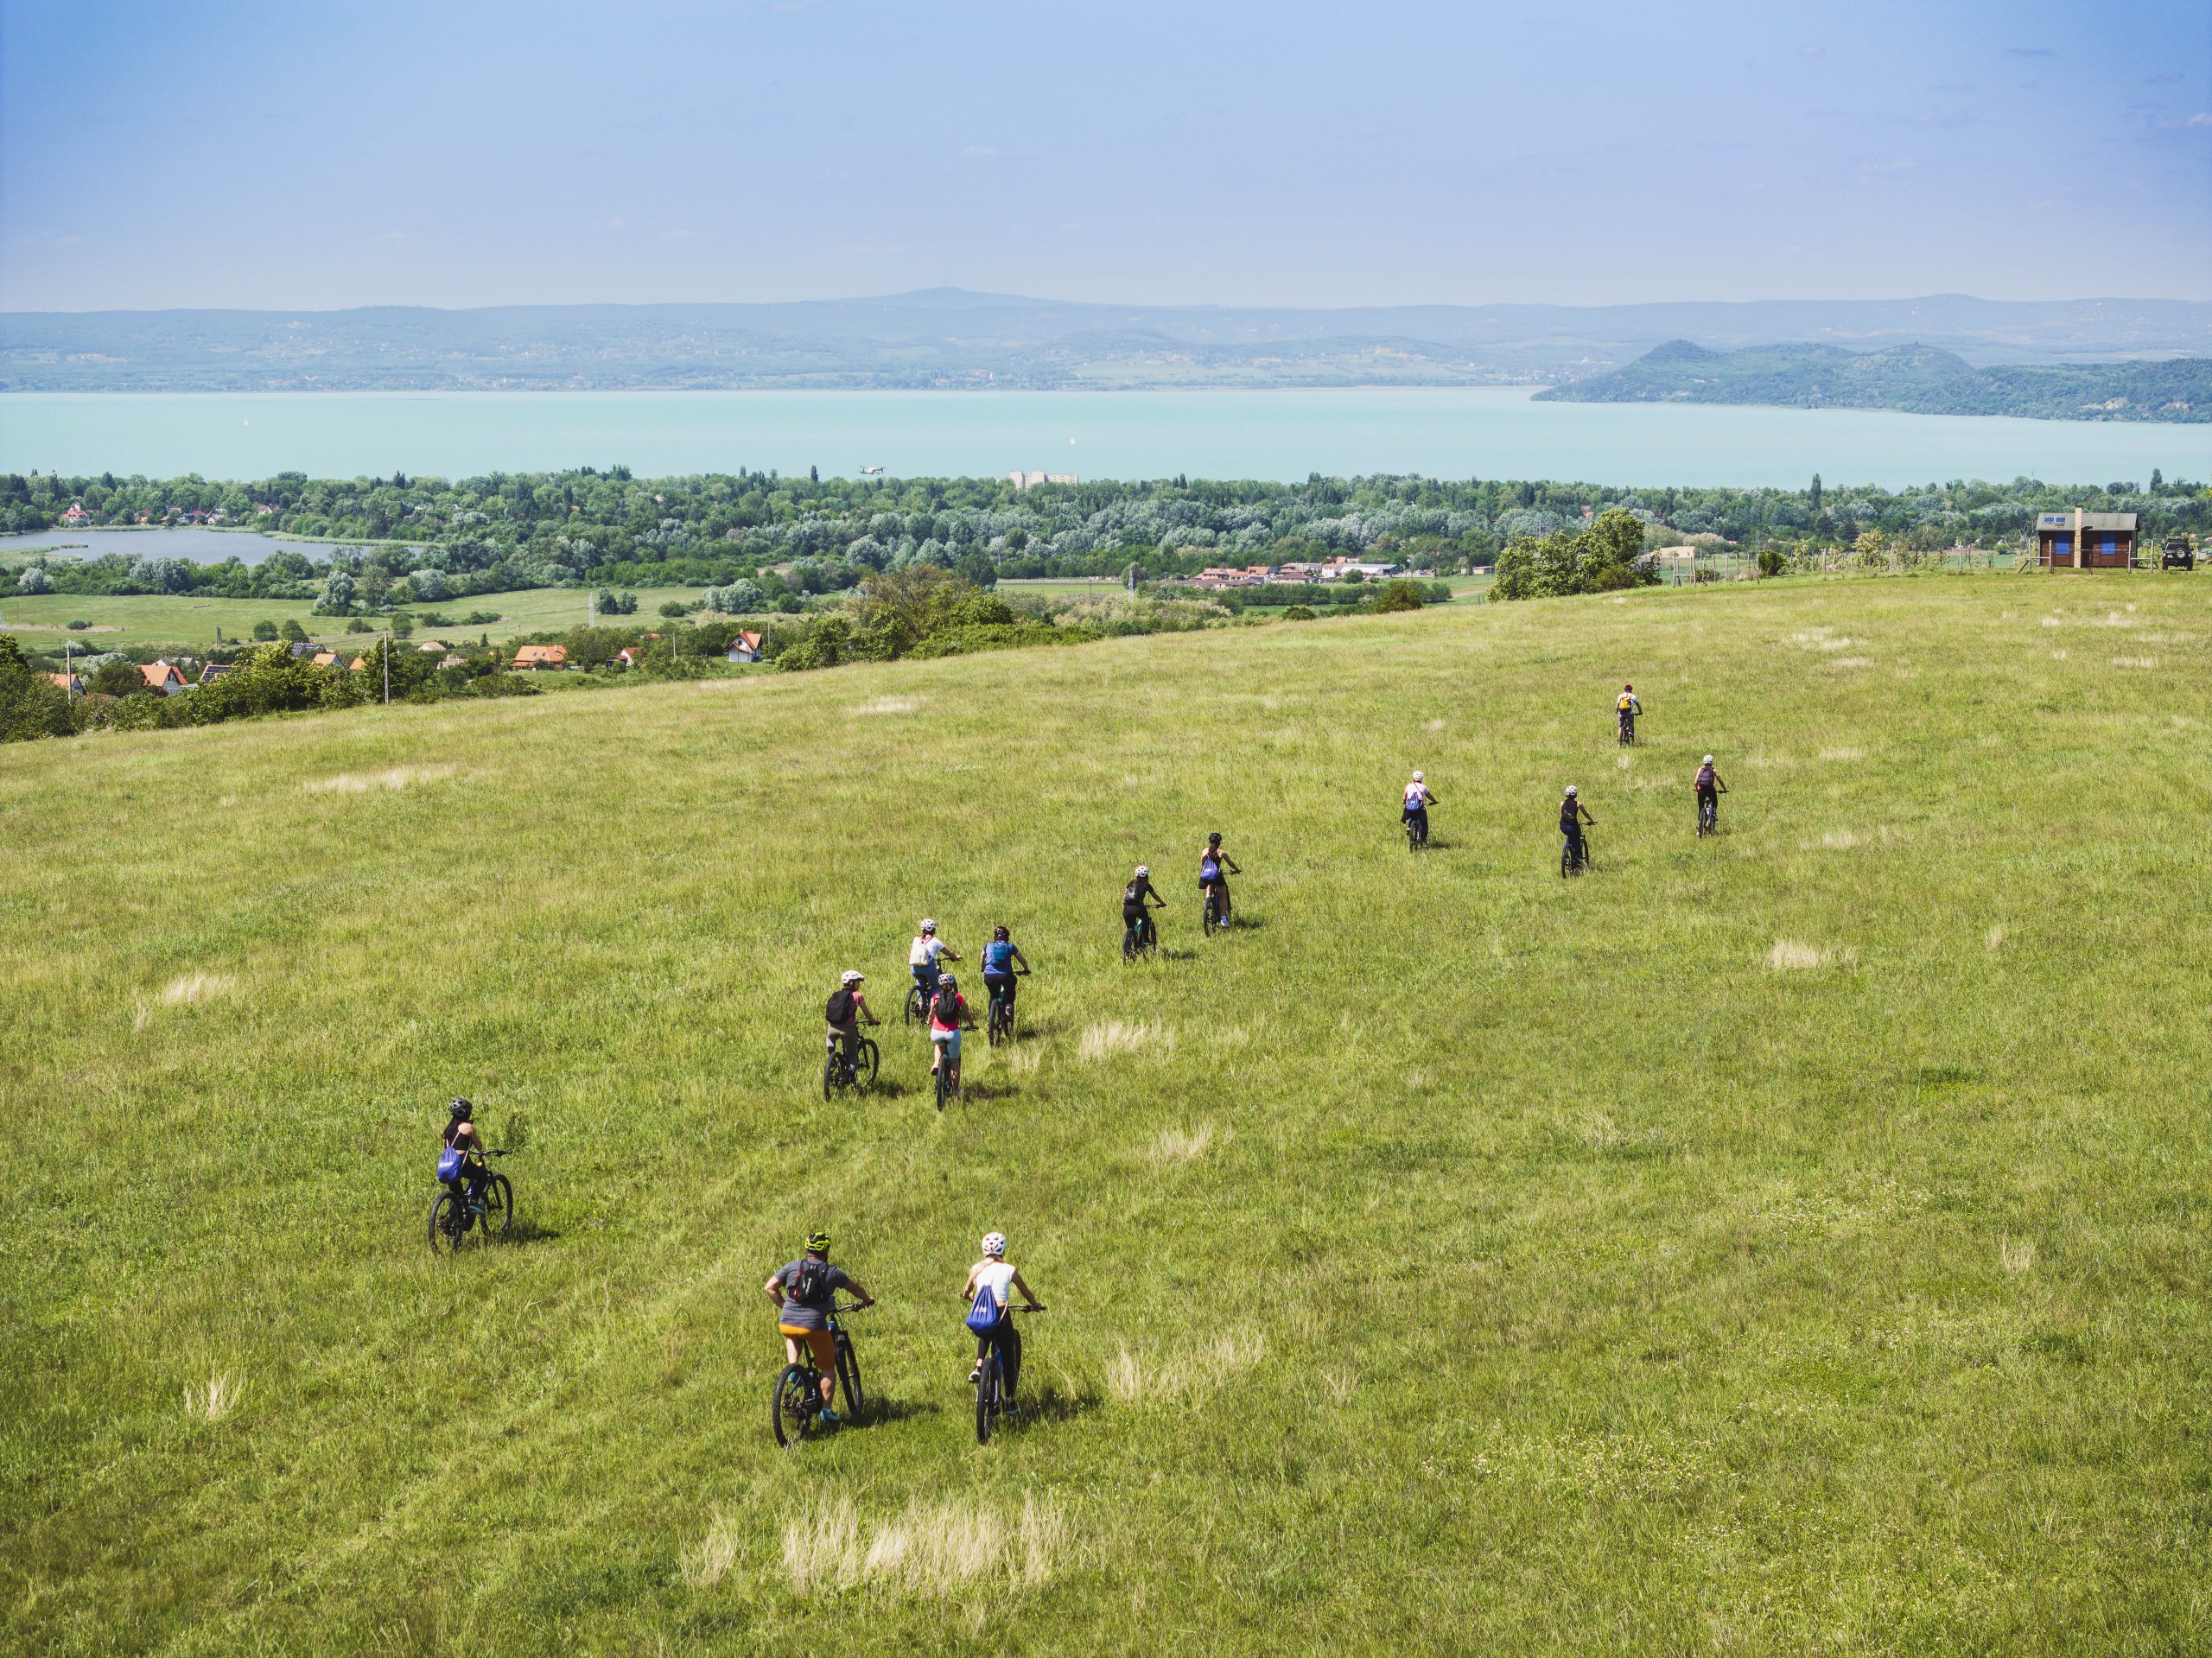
[1535,340,2212,422]
[3,290,2209,392]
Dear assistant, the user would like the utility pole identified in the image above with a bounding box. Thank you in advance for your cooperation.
[383,630,391,706]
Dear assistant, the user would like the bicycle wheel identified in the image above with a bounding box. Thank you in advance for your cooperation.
[836,1336,866,1421]
[772,1365,818,1447]
[428,1191,461,1254]
[904,985,925,1027]
[935,1058,951,1113]
[854,1038,879,1090]
[976,1356,998,1445]
[481,1174,514,1242]
[1122,924,1138,962]
[823,1051,841,1101]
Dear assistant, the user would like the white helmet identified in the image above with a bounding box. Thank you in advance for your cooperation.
[1411,770,1424,782]
[980,1231,1006,1258]
[1565,784,1579,797]
[1135,865,1149,877]
[1702,754,1714,765]
[840,969,865,985]
[920,918,937,934]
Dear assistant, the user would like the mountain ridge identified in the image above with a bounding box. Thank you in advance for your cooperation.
[5,291,2209,393]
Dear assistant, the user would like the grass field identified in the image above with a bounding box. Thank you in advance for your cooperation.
[0,586,709,651]
[3,572,2209,1655]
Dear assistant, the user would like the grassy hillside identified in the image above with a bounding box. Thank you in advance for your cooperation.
[3,574,2208,1655]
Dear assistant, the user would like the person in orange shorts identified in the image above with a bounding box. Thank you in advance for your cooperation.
[763,1229,875,1423]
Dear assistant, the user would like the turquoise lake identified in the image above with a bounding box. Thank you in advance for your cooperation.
[2,390,2203,487]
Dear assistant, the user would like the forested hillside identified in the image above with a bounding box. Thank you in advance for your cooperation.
[1537,340,2212,421]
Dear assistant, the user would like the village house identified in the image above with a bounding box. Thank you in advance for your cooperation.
[46,670,83,695]
[511,644,568,671]
[140,661,188,696]
[310,651,344,670]
[198,663,234,688]
[62,501,92,525]
[726,630,765,664]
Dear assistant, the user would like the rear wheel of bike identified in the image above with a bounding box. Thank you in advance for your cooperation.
[976,1358,998,1445]
[936,1057,951,1112]
[772,1365,818,1447]
[481,1174,514,1242]
[904,986,925,1027]
[428,1192,461,1254]
[837,1337,866,1421]
[823,1052,841,1101]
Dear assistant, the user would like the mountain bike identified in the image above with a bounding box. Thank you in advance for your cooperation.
[771,1302,868,1446]
[823,1032,880,1099]
[1618,710,1637,746]
[985,981,1017,1045]
[975,1305,1043,1445]
[1122,910,1159,961]
[1697,792,1720,837]
[1561,829,1592,877]
[428,1151,513,1254]
[1404,811,1429,852]
[1202,885,1229,937]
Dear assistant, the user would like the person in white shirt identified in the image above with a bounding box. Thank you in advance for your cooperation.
[1402,770,1439,842]
[962,1232,1045,1407]
[908,918,960,1002]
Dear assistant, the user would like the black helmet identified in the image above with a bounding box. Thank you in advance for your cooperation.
[1207,831,1222,844]
[448,1097,474,1119]
[993,924,1009,941]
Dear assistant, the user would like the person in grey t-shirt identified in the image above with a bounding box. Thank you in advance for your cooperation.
[762,1229,874,1420]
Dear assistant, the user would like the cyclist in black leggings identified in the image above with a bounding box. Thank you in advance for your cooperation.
[1560,785,1593,870]
[1123,866,1165,948]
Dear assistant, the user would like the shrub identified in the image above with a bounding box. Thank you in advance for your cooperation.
[1370,579,1427,613]
[66,619,90,631]
[251,620,278,641]
[1283,606,1316,620]
[1758,545,1788,578]
[0,634,72,741]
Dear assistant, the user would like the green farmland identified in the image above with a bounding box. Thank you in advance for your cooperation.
[0,586,711,652]
[3,573,2208,1655]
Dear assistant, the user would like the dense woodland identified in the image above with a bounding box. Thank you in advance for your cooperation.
[3,467,2205,611]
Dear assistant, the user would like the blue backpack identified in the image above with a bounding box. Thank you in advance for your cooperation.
[435,1147,464,1183]
[963,1284,1005,1334]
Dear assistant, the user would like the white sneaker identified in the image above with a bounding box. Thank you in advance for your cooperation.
[967,1363,982,1383]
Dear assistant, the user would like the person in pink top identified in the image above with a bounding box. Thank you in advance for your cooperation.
[927,972,976,1092]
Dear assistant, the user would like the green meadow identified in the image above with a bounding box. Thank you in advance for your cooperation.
[3,573,2208,1655]
[0,586,709,652]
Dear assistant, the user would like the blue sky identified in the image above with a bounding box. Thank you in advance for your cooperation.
[3,0,2207,311]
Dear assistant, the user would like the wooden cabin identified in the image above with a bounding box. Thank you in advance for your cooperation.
[2037,509,2138,569]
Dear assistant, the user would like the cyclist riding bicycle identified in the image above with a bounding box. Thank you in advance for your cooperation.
[963,1231,1045,1410]
[437,1097,488,1210]
[824,969,880,1067]
[980,926,1032,1020]
[908,918,959,1003]
[1122,866,1165,950]
[1560,784,1594,871]
[1616,683,1642,740]
[1694,753,1728,825]
[928,972,976,1088]
[1402,770,1438,840]
[763,1230,874,1422]
[1198,832,1242,924]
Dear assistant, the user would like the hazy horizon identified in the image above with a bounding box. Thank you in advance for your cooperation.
[5,0,2207,314]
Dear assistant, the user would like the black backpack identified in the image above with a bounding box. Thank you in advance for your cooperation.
[789,1257,831,1305]
[825,988,855,1025]
[932,985,961,1025]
